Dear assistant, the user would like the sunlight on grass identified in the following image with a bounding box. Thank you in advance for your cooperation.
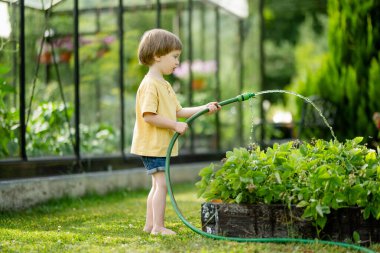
[1,183,379,253]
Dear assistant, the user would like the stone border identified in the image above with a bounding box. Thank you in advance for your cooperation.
[0,162,211,211]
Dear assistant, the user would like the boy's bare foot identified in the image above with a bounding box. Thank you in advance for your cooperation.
[151,227,176,235]
[143,226,152,233]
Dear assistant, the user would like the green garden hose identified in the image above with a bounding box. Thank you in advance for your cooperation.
[164,92,375,253]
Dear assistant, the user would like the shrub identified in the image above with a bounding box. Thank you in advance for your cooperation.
[288,0,380,141]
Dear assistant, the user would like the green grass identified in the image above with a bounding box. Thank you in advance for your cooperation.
[1,183,379,253]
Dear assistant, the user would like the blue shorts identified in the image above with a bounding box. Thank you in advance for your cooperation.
[141,156,166,175]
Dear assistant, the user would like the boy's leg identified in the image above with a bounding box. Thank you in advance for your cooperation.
[143,176,155,233]
[151,171,176,235]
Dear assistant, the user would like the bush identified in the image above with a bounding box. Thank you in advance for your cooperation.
[288,0,380,141]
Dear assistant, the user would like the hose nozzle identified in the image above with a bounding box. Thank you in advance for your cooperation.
[185,92,256,125]
[238,92,255,102]
[218,92,256,107]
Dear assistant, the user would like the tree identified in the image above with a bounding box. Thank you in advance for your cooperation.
[290,0,380,141]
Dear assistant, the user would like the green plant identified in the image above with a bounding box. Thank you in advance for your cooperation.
[196,137,380,233]
[0,81,118,158]
[26,101,74,156]
[0,66,19,157]
[26,101,117,156]
[80,123,117,154]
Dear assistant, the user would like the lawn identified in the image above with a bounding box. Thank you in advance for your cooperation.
[1,183,379,253]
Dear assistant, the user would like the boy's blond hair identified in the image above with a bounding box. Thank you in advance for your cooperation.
[138,29,182,66]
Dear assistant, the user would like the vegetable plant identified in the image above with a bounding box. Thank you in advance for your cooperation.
[196,138,380,233]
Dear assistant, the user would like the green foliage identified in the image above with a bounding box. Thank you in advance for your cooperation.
[80,123,117,155]
[0,66,19,157]
[262,1,328,104]
[196,138,380,233]
[368,54,380,116]
[25,102,117,156]
[265,0,327,45]
[26,102,74,156]
[353,231,361,244]
[289,0,380,140]
[0,97,117,158]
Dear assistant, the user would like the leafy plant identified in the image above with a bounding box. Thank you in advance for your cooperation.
[0,66,19,157]
[26,101,75,156]
[26,101,117,156]
[196,137,380,233]
[80,123,117,155]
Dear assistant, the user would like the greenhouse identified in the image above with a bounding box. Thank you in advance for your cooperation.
[0,0,254,179]
[1,0,380,252]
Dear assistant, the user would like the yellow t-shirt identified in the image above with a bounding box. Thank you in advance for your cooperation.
[131,76,182,157]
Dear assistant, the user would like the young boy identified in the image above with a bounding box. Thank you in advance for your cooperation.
[131,29,220,235]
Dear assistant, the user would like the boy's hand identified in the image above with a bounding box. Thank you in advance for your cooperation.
[174,122,188,135]
[206,102,221,114]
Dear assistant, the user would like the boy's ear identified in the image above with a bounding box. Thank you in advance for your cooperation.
[154,55,161,62]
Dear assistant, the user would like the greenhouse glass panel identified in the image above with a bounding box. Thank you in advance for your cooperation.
[207,0,248,18]
[0,0,64,10]
[0,0,251,160]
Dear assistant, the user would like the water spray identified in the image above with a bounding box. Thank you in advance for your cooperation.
[164,91,374,253]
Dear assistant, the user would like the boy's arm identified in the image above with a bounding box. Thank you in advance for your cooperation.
[177,102,221,118]
[143,112,188,135]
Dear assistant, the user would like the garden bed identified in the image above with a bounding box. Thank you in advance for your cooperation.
[201,202,380,243]
[196,138,380,245]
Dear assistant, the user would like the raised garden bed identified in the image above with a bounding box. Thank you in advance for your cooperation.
[201,202,380,243]
[196,138,380,244]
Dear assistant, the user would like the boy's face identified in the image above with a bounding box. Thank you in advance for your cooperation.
[154,50,181,75]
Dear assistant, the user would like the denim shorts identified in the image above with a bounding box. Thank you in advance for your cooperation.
[141,156,166,175]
